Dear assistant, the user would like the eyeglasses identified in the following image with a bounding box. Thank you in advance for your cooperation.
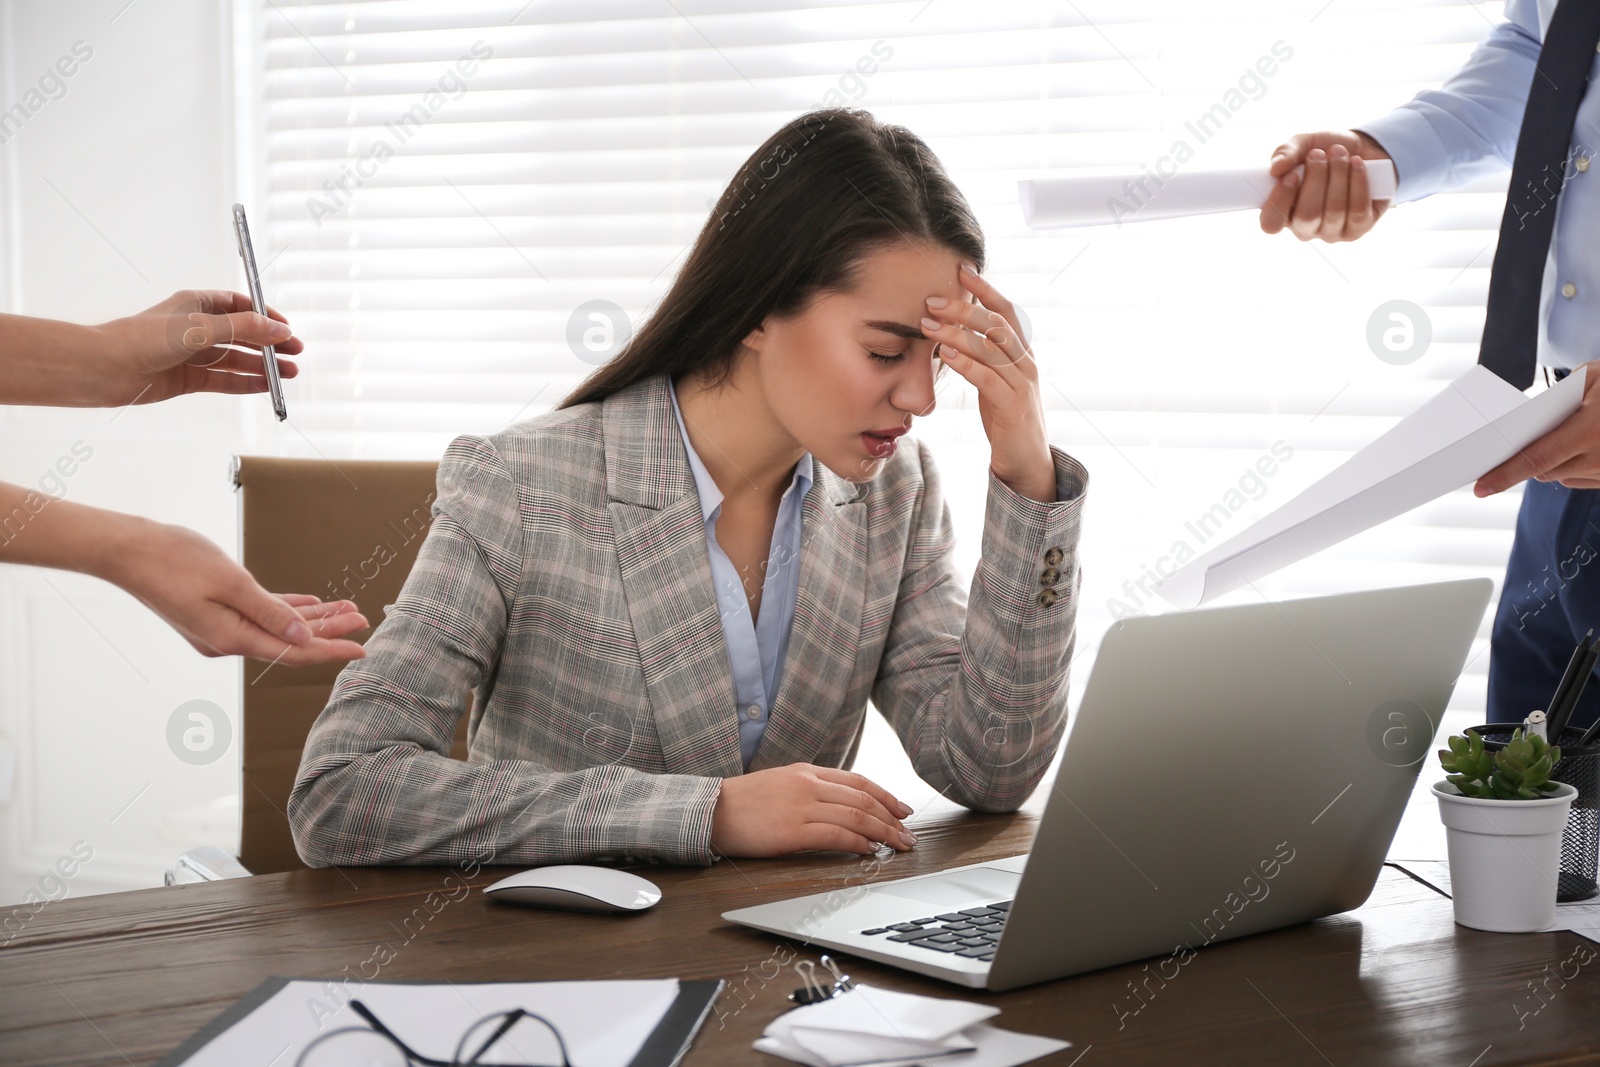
[294,998,572,1067]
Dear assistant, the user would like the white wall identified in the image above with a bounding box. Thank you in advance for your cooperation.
[0,0,250,905]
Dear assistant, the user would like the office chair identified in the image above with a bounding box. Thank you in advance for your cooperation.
[166,456,468,882]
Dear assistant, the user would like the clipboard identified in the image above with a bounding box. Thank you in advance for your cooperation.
[154,975,724,1067]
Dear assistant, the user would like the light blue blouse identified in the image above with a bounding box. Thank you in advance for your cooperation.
[667,376,814,770]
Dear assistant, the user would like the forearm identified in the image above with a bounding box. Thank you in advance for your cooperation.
[995,460,1056,506]
[877,447,1088,811]
[0,479,151,583]
[0,314,119,407]
[934,456,1084,805]
[289,663,724,867]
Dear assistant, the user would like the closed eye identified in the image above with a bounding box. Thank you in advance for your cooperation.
[868,347,951,380]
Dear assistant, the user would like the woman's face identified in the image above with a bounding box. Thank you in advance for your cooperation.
[743,240,976,483]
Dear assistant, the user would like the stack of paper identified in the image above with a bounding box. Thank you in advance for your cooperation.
[755,984,1069,1067]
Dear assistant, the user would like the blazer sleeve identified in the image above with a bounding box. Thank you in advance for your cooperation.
[287,434,723,868]
[869,441,1088,813]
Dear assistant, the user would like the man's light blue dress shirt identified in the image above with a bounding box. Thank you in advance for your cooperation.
[667,375,813,770]
[1359,0,1597,370]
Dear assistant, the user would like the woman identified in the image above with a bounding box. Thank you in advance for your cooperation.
[289,108,1088,868]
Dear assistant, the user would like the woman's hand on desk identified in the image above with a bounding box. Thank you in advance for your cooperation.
[100,518,370,665]
[920,266,1055,504]
[710,764,918,858]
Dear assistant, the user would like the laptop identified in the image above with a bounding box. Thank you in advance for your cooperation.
[723,578,1492,991]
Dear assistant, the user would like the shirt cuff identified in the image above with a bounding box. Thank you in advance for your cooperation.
[1355,107,1457,203]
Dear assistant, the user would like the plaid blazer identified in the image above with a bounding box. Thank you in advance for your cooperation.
[290,373,1089,867]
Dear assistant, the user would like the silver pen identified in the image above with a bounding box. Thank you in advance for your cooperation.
[231,203,287,421]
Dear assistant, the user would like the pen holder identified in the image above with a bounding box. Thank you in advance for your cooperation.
[1468,724,1600,902]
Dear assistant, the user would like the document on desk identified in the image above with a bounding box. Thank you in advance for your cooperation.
[1390,859,1600,939]
[155,976,722,1067]
[1155,364,1589,609]
[1018,161,1397,229]
[756,983,1070,1067]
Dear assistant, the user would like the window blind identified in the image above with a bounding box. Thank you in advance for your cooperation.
[244,0,1514,711]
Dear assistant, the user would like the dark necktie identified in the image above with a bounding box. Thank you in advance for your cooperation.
[1479,0,1600,389]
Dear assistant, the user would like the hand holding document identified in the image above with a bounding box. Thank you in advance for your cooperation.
[1018,160,1397,228]
[1156,365,1589,609]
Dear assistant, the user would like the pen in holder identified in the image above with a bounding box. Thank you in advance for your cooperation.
[789,956,855,1005]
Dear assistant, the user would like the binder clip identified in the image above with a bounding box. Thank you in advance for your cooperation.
[788,955,855,1005]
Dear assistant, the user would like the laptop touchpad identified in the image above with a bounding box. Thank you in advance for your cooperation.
[866,867,1020,907]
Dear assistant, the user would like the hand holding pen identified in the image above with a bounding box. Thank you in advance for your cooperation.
[0,289,302,409]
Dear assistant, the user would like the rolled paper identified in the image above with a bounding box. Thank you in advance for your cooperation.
[1018,160,1398,229]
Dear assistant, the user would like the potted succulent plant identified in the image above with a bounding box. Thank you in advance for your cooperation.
[1432,728,1578,932]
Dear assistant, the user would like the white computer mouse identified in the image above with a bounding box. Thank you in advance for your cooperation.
[482,864,663,913]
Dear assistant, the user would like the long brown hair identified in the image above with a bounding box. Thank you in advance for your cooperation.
[559,108,985,409]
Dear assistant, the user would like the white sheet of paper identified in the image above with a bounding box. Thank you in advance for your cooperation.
[1391,859,1600,937]
[1018,161,1397,229]
[174,978,680,1067]
[756,985,1064,1067]
[1157,364,1589,608]
[755,1024,1069,1067]
[768,983,999,1043]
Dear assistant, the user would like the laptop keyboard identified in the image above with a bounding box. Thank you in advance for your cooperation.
[858,901,1011,962]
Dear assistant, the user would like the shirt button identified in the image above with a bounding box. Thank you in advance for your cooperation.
[1044,546,1064,567]
[1562,283,1578,299]
[1040,567,1061,586]
[746,705,763,721]
[1579,155,1592,173]
[1036,588,1058,607]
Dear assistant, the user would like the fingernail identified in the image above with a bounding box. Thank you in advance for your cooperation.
[925,295,949,309]
[286,621,311,643]
[268,320,291,339]
[897,801,914,817]
[960,263,977,276]
[920,316,941,331]
[898,830,918,848]
[1352,156,1366,169]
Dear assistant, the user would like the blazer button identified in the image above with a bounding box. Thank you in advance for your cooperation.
[1036,587,1058,607]
[1044,546,1064,567]
[1040,567,1060,586]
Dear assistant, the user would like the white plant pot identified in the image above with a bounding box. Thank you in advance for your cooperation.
[1432,780,1577,933]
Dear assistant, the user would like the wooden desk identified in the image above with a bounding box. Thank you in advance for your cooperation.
[3,805,1598,1066]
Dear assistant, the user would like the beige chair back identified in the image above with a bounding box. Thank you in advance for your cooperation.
[233,456,467,873]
